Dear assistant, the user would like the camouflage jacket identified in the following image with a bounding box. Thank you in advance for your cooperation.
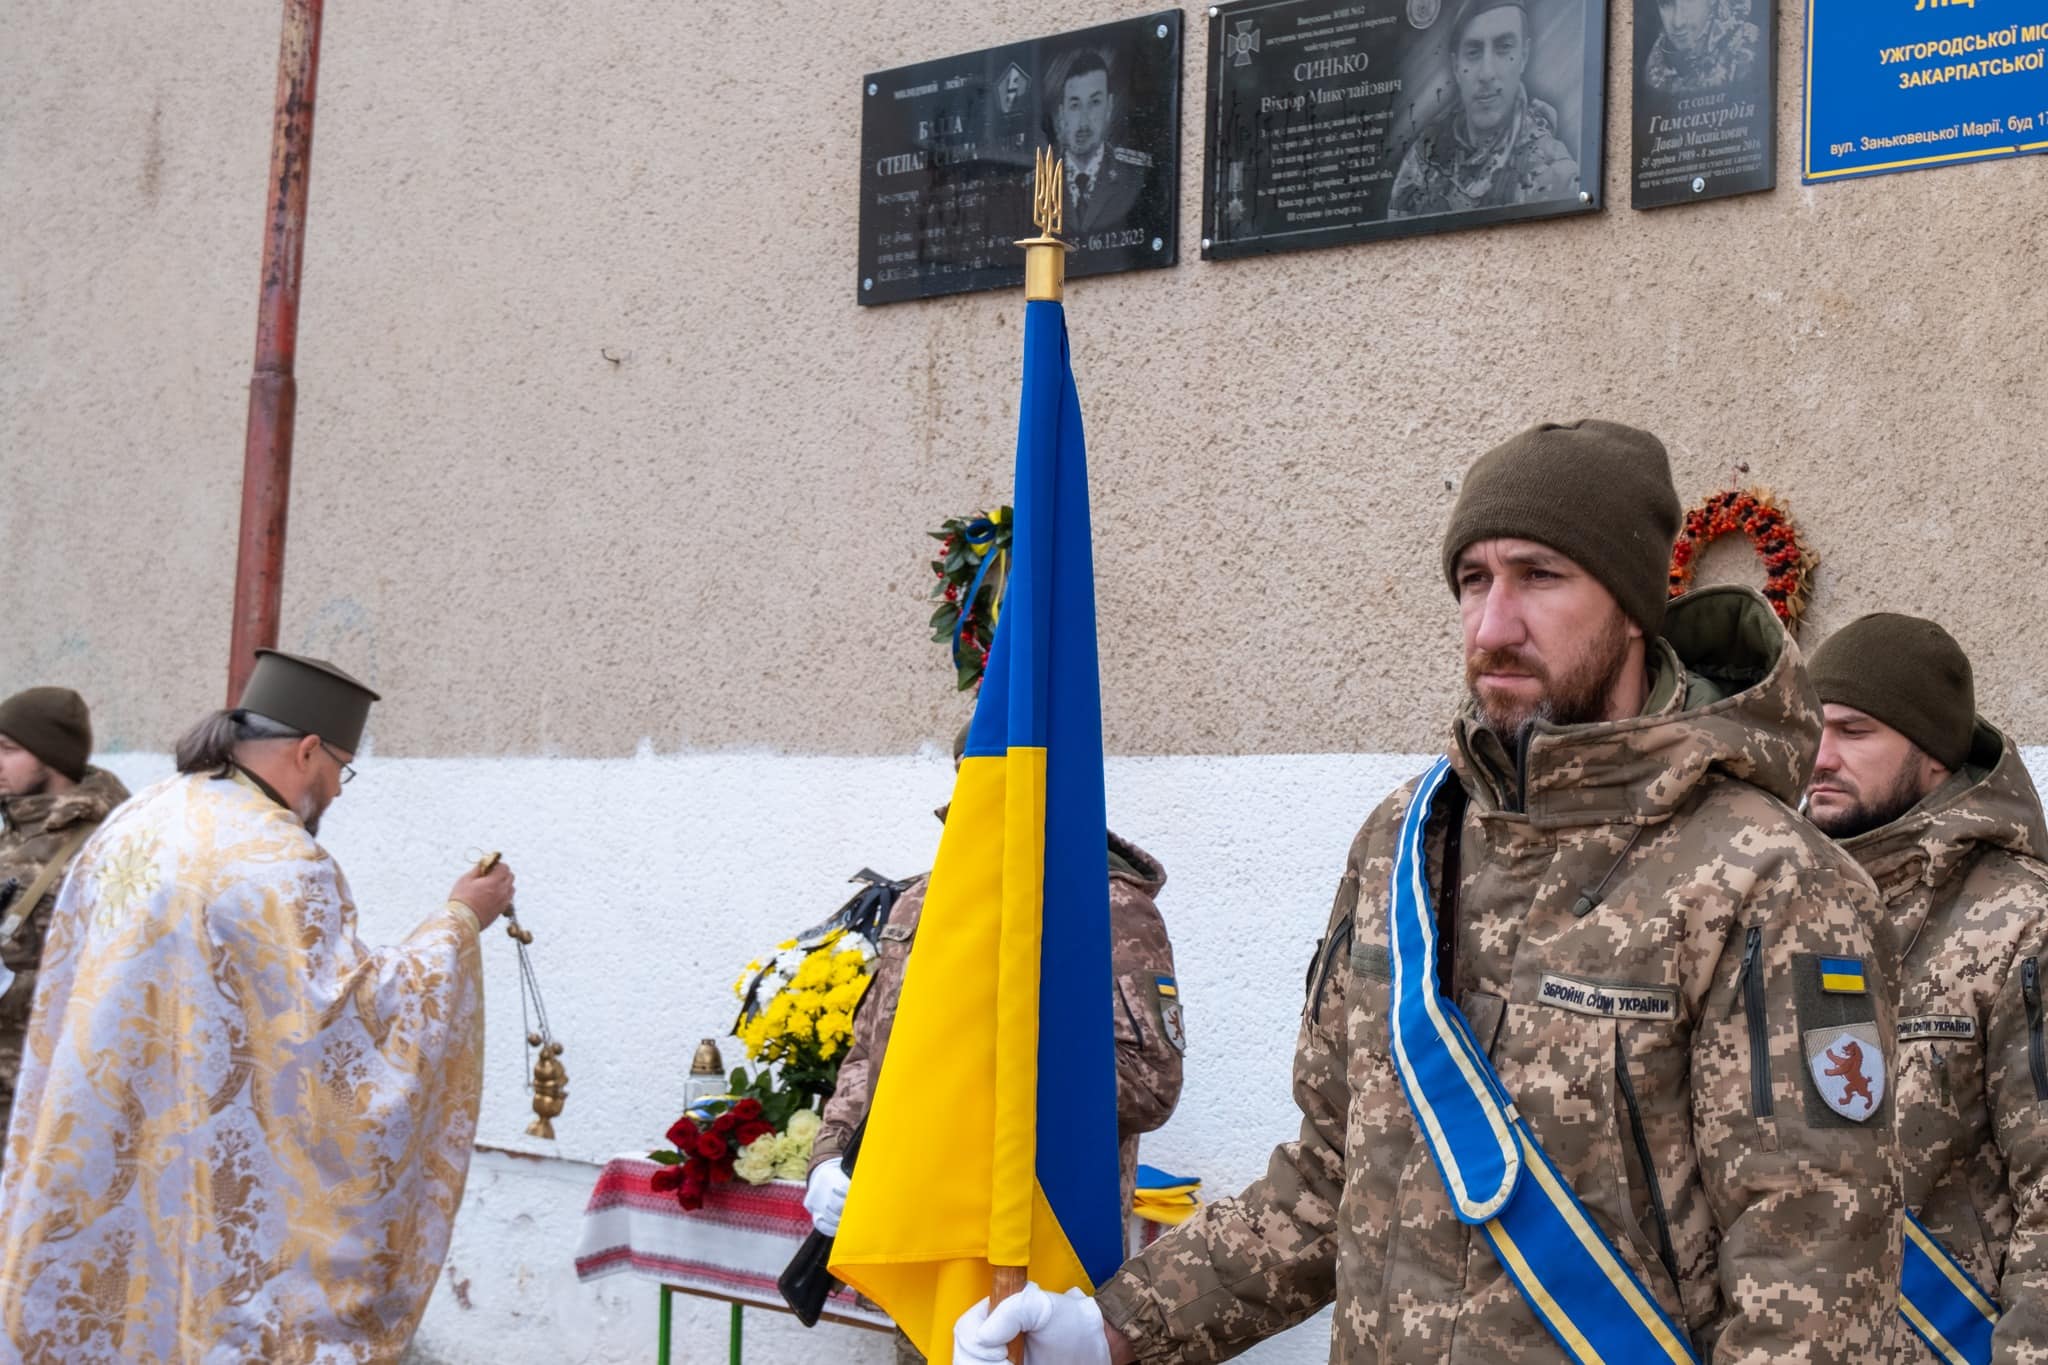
[1388,91,1580,220]
[1841,720,2048,1363]
[815,830,1183,1210]
[1646,3,1762,95]
[0,766,129,1138]
[0,767,129,1030]
[1098,588,1900,1364]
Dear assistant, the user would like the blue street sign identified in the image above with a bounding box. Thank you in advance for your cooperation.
[1804,0,2048,183]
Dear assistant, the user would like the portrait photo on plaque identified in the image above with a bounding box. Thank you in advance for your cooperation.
[1631,0,1776,207]
[1203,0,1608,260]
[857,12,1182,306]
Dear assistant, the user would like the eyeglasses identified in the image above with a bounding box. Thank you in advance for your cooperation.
[318,741,357,786]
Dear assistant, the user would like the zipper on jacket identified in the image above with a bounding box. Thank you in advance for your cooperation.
[1733,926,1772,1117]
[1615,1033,1680,1294]
[1311,915,1354,1025]
[2024,957,2048,1102]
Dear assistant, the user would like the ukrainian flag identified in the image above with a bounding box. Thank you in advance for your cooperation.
[1820,956,1868,994]
[829,294,1122,1356]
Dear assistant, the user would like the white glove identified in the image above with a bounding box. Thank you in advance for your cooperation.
[803,1158,850,1236]
[953,1283,1109,1365]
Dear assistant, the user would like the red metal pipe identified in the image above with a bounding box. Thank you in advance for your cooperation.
[228,0,325,703]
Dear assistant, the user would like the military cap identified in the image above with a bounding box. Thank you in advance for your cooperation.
[1449,0,1529,43]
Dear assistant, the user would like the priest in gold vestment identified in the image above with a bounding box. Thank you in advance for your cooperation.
[0,651,516,1364]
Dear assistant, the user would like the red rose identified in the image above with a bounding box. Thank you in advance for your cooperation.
[731,1098,763,1121]
[665,1115,700,1149]
[709,1162,735,1184]
[735,1121,775,1146]
[711,1110,739,1136]
[650,1165,685,1193]
[697,1133,728,1161]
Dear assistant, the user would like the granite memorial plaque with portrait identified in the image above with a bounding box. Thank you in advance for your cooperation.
[1631,0,1776,207]
[857,13,1183,305]
[1201,0,1607,259]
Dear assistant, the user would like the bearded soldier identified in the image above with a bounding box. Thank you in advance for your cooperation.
[0,687,130,1157]
[0,650,516,1363]
[1804,614,2048,1363]
[956,421,1898,1364]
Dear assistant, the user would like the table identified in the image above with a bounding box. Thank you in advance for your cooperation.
[575,1156,894,1363]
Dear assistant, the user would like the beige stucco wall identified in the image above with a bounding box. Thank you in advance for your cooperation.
[4,0,2044,758]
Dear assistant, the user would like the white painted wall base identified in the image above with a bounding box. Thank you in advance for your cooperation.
[93,745,2048,1365]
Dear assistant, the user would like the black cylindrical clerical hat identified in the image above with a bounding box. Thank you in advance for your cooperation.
[236,649,381,754]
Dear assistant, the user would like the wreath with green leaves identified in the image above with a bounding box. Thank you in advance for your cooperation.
[928,507,1012,690]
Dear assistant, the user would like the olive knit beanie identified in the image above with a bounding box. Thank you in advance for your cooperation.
[0,687,93,782]
[1809,613,1975,771]
[1442,420,1682,635]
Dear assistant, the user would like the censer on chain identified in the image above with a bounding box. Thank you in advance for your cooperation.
[474,852,566,1138]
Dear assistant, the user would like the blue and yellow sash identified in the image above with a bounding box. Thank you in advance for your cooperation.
[1388,758,1697,1365]
[1899,1209,1999,1365]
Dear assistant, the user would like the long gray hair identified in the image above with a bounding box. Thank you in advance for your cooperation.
[173,709,304,774]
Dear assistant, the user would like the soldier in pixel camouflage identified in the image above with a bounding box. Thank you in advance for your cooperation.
[1804,613,2048,1362]
[0,688,128,1154]
[1388,0,1582,220]
[958,420,1900,1365]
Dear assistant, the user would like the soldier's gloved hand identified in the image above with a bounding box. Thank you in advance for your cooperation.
[803,1158,850,1236]
[953,1283,1109,1365]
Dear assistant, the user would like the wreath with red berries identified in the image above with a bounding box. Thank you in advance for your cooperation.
[929,507,1011,691]
[1668,487,1817,629]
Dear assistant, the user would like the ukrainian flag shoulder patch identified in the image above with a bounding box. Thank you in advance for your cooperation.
[1155,975,1178,999]
[1819,956,1868,995]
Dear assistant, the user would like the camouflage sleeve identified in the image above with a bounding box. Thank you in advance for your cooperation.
[1691,849,1900,1365]
[1524,142,1581,201]
[1988,911,2048,1360]
[813,875,928,1171]
[1110,881,1183,1139]
[1096,849,1362,1362]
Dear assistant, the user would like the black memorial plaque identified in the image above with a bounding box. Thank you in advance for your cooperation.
[1202,0,1608,259]
[858,13,1182,306]
[1630,0,1774,208]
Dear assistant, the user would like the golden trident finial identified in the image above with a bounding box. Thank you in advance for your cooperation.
[1015,145,1069,302]
[1033,145,1064,237]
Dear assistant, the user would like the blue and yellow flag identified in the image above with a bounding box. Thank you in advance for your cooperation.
[829,294,1121,1356]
